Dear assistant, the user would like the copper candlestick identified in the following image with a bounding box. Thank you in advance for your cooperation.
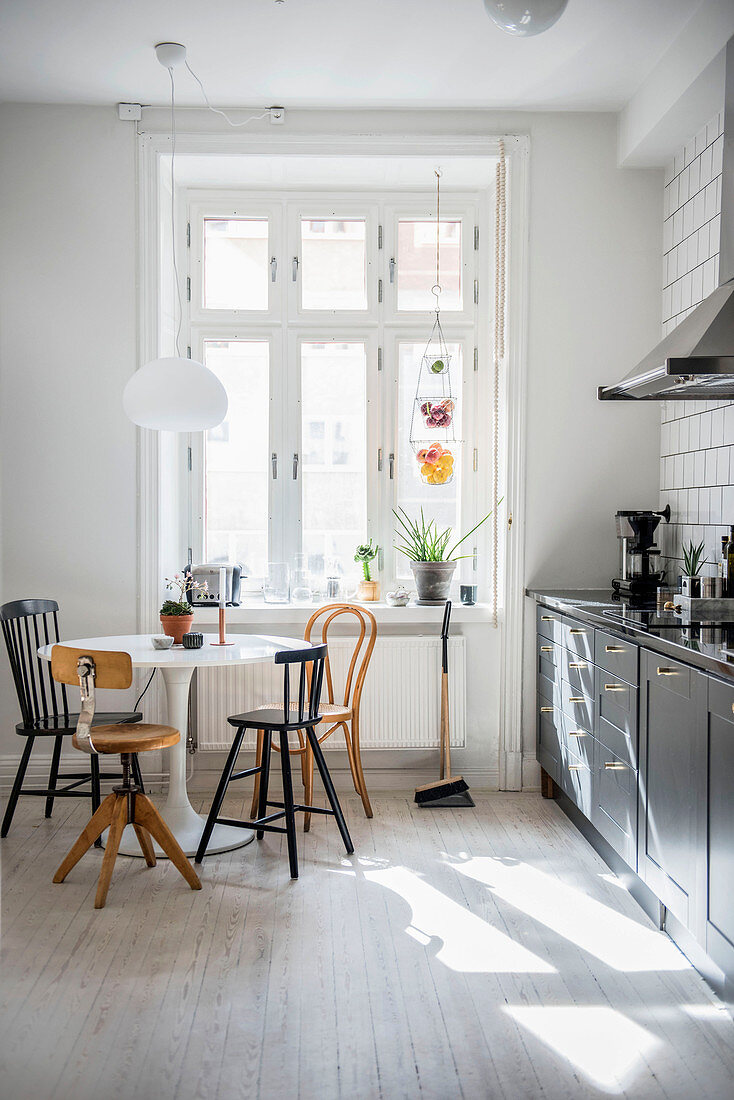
[210,606,234,646]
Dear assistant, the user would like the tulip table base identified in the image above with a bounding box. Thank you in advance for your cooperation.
[114,664,254,858]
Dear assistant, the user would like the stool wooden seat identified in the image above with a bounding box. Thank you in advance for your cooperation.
[51,646,201,908]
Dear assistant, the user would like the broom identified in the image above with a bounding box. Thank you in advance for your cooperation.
[415,600,475,808]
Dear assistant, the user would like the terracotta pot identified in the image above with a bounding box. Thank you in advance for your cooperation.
[357,580,380,602]
[160,614,194,644]
[410,560,456,605]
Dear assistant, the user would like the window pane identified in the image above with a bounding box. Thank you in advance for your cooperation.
[301,219,367,310]
[396,341,462,579]
[203,219,269,310]
[301,343,367,575]
[397,220,462,311]
[204,341,269,580]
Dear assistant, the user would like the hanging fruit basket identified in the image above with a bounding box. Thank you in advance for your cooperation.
[415,442,455,485]
[417,397,455,430]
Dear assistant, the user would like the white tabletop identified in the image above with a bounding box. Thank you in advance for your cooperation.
[37,633,311,668]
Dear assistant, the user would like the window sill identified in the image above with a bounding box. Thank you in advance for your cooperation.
[193,600,495,626]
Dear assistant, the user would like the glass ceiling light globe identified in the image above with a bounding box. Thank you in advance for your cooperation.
[483,0,568,36]
[123,356,228,431]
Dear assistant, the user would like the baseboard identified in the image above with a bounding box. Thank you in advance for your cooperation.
[522,751,541,791]
[0,752,168,793]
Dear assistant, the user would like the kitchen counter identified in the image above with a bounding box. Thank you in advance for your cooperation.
[527,587,734,682]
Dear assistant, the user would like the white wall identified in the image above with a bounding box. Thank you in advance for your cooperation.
[0,104,662,791]
[0,105,139,771]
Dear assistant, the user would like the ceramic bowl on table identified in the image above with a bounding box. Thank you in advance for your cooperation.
[152,635,174,650]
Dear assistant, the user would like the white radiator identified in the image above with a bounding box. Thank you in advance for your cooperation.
[195,636,465,751]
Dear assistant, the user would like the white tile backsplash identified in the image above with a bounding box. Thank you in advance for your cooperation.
[660,109,728,576]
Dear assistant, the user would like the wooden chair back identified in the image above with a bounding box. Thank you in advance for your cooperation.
[274,643,327,725]
[304,604,377,714]
[51,646,133,690]
[0,599,69,729]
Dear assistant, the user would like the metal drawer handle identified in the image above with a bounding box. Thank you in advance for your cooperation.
[657,667,679,676]
[569,661,586,669]
[569,696,585,703]
[540,616,555,622]
[605,645,625,653]
[569,628,587,635]
[567,764,583,771]
[540,706,554,713]
[568,730,586,737]
[540,645,554,652]
[604,684,626,692]
[604,762,628,770]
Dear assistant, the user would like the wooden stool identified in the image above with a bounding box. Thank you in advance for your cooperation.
[51,646,202,909]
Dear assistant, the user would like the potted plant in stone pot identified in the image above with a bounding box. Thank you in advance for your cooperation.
[393,505,498,605]
[354,539,380,602]
[160,572,208,644]
[681,538,707,598]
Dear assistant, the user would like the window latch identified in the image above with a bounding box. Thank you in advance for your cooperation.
[389,452,395,480]
[271,452,278,480]
[292,256,299,281]
[270,256,277,282]
[389,257,396,283]
[292,452,299,480]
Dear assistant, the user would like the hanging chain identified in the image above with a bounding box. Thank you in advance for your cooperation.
[431,168,442,309]
[492,140,507,628]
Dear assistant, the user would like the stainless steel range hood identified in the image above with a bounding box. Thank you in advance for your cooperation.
[598,37,734,402]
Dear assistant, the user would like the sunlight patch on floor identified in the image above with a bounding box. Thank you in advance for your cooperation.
[362,864,556,974]
[505,1005,659,1094]
[448,856,689,972]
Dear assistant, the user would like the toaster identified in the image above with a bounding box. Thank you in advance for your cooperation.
[184,563,243,606]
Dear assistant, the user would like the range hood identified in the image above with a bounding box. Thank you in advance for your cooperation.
[599,37,734,402]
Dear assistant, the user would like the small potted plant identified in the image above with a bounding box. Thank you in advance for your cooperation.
[393,505,498,604]
[354,540,380,601]
[160,572,208,644]
[681,539,707,598]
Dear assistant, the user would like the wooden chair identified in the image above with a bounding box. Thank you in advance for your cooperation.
[51,646,201,909]
[196,644,353,879]
[250,603,376,831]
[1,599,144,839]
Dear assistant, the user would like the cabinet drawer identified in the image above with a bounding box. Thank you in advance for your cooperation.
[592,744,637,869]
[537,605,563,644]
[594,630,639,686]
[596,668,637,740]
[562,618,594,662]
[538,667,561,710]
[596,713,636,769]
[537,704,562,780]
[537,634,560,669]
[561,646,594,698]
[561,677,594,732]
[560,744,593,816]
[561,710,594,767]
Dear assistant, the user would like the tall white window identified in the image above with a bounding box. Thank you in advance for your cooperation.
[186,190,491,596]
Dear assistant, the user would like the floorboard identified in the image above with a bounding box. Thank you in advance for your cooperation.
[2,790,734,1099]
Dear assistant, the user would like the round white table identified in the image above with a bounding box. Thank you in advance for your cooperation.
[38,632,310,858]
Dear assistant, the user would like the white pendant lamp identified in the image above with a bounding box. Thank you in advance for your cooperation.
[123,43,228,432]
[483,0,568,37]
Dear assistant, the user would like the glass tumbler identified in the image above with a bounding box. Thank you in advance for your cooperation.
[263,563,290,604]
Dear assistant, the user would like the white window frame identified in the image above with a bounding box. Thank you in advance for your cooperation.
[182,185,491,598]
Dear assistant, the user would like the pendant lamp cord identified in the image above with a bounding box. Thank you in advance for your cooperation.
[185,61,270,128]
[432,169,442,310]
[492,139,507,628]
[169,67,183,358]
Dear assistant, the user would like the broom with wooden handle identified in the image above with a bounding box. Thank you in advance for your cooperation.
[415,601,474,807]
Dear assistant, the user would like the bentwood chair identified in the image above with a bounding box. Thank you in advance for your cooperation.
[51,646,201,909]
[250,604,376,830]
[196,644,353,879]
[1,599,144,838]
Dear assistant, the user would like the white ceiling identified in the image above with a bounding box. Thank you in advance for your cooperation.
[0,0,708,111]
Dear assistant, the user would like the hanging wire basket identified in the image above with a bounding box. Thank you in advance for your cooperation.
[414,442,456,485]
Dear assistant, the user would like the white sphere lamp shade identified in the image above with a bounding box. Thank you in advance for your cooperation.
[123,356,228,432]
[483,0,568,36]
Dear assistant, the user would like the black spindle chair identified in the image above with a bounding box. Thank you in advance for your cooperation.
[1,599,144,838]
[195,643,354,878]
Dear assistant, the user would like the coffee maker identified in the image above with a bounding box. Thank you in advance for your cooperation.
[612,505,670,599]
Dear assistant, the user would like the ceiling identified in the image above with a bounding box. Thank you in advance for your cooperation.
[0,0,708,111]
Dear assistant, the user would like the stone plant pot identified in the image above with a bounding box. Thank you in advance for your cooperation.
[160,614,194,645]
[410,560,456,605]
[357,580,380,602]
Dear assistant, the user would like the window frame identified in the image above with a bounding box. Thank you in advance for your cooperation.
[184,186,490,598]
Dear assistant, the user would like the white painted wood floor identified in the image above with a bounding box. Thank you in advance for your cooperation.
[2,790,734,1100]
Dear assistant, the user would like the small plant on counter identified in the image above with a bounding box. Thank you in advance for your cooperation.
[159,572,208,644]
[682,539,706,578]
[354,540,380,602]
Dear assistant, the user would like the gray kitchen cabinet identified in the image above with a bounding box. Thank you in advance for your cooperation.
[638,649,706,932]
[702,677,734,983]
[592,661,639,870]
